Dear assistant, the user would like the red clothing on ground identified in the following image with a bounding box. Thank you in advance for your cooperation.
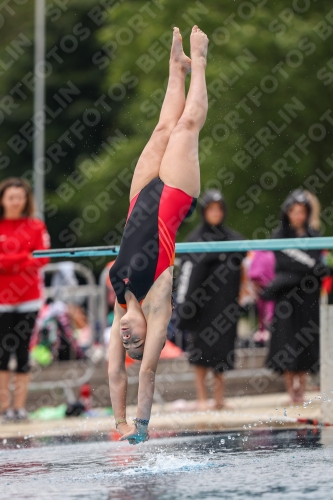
[0,218,50,305]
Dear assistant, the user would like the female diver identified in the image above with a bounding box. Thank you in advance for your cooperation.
[108,25,209,444]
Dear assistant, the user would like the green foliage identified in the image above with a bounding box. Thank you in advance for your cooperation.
[1,0,333,270]
[76,0,333,248]
[0,0,116,250]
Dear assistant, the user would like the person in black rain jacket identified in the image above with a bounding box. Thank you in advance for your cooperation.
[263,189,331,404]
[175,189,245,410]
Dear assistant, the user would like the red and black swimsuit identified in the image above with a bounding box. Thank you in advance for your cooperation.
[109,177,196,307]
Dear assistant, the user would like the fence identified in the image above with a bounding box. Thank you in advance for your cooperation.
[29,262,103,401]
[34,238,333,424]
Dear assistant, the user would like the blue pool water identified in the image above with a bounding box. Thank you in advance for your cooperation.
[0,428,332,499]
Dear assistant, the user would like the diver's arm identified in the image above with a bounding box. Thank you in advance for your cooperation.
[108,303,129,429]
[137,299,172,421]
[118,304,171,444]
[119,273,172,443]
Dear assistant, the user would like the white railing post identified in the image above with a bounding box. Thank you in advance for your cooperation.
[320,302,333,424]
[33,0,46,218]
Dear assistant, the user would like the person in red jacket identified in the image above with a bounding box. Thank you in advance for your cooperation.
[0,178,50,421]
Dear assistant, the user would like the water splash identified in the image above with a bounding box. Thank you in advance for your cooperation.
[121,455,219,476]
[89,455,220,478]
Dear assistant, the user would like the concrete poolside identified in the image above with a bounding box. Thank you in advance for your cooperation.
[0,391,326,440]
[26,350,287,411]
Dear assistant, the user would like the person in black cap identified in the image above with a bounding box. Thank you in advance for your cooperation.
[262,189,331,404]
[175,189,245,410]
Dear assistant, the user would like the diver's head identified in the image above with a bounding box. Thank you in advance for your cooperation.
[120,307,147,360]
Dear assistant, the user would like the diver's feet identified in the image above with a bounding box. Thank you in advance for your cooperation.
[170,27,191,74]
[190,25,209,62]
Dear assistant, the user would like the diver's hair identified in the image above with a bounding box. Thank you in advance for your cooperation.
[127,341,166,361]
[129,352,143,361]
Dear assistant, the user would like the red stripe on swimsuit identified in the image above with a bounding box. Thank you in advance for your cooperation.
[154,184,195,282]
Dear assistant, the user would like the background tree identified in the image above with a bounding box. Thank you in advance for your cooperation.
[1,0,333,273]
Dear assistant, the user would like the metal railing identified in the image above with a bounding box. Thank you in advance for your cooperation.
[33,237,333,258]
[31,241,333,423]
[29,262,104,401]
[43,262,102,340]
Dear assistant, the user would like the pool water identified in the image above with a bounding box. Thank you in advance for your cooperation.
[0,428,332,499]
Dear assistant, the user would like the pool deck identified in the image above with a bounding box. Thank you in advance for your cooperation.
[0,391,326,440]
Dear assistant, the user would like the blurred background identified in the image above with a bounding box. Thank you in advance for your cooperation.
[1,1,333,418]
[1,0,333,273]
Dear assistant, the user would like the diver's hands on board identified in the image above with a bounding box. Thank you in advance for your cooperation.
[119,423,149,445]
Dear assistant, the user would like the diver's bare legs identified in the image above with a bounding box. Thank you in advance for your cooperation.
[130,28,191,200]
[159,26,209,198]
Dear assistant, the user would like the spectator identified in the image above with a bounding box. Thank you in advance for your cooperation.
[304,190,321,231]
[248,250,275,346]
[176,189,245,410]
[263,189,330,404]
[0,178,50,421]
[32,299,86,363]
[68,303,92,351]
